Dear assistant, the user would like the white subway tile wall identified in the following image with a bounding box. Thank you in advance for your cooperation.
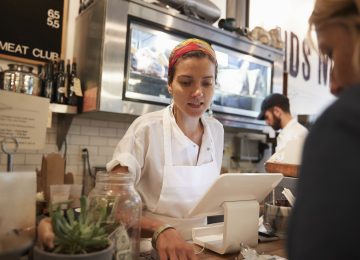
[0,114,236,182]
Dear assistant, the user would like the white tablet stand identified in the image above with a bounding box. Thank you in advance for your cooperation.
[188,173,283,254]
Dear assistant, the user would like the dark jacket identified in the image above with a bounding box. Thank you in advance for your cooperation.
[287,84,360,259]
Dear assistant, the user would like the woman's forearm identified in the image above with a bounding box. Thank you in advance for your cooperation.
[140,215,166,237]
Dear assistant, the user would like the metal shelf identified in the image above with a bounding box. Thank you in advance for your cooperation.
[50,103,78,114]
[49,103,78,150]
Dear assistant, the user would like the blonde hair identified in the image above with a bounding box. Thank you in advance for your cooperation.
[308,0,360,73]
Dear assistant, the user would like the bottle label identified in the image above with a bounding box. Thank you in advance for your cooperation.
[74,78,83,96]
[58,87,65,93]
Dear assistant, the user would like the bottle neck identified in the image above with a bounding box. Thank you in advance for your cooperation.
[66,60,71,74]
[45,62,53,80]
[58,60,65,73]
[71,63,77,75]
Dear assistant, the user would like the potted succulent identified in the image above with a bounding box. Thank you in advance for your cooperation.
[33,196,114,260]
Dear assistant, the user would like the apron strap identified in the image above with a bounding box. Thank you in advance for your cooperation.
[201,117,217,163]
[163,107,173,166]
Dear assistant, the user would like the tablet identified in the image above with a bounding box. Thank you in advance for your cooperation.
[188,173,283,218]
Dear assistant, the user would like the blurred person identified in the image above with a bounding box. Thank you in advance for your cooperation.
[258,94,308,174]
[287,0,360,259]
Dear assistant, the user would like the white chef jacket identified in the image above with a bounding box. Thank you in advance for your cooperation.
[107,105,224,214]
[268,118,308,164]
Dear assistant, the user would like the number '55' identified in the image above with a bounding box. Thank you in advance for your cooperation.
[47,18,60,29]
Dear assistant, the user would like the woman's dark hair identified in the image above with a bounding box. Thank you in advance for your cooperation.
[167,51,218,84]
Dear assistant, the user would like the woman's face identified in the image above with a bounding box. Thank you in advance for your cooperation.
[317,23,360,95]
[168,57,216,119]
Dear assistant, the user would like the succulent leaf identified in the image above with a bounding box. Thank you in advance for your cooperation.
[49,196,110,254]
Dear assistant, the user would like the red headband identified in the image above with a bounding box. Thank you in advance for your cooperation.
[168,38,217,73]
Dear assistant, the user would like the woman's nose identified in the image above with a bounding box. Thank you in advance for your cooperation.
[192,85,204,97]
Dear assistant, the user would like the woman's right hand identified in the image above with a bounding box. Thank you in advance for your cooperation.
[155,228,198,260]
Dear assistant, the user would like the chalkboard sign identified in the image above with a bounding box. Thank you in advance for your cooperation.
[0,0,68,64]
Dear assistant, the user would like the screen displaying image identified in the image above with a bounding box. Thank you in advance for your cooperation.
[212,44,273,117]
[125,22,184,104]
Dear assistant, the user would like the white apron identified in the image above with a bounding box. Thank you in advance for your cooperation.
[144,109,219,240]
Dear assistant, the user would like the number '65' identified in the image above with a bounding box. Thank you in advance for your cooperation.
[48,9,60,19]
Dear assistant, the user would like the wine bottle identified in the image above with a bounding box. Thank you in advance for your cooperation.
[37,64,45,97]
[65,59,71,100]
[68,59,79,106]
[56,60,67,104]
[43,61,55,103]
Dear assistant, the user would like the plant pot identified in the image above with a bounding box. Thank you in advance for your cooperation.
[33,242,114,260]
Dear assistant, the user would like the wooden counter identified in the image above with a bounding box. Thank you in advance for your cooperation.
[265,162,299,177]
[195,239,286,259]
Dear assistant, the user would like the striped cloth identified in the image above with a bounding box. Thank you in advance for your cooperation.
[168,38,217,72]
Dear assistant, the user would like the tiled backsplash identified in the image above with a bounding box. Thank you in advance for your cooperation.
[0,114,129,183]
[0,114,240,182]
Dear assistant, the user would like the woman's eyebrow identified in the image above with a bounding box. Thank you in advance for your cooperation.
[177,75,192,79]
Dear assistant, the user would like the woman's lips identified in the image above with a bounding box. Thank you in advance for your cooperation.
[188,102,204,108]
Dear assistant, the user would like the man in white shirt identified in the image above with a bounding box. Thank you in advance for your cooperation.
[258,94,308,167]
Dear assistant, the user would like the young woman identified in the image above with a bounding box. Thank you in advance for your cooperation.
[108,38,223,260]
[287,1,360,259]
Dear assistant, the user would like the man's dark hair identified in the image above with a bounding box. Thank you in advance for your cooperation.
[257,93,290,120]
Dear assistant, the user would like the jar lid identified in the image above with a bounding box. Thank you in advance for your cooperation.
[95,171,135,183]
[7,64,34,73]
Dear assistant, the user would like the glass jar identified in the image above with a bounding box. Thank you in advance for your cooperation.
[88,171,142,259]
[0,64,41,95]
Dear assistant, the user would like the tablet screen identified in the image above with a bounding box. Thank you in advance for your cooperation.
[188,173,283,218]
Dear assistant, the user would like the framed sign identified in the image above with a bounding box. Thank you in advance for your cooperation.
[0,0,68,65]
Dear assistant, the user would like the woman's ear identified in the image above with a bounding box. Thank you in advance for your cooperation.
[168,84,173,95]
